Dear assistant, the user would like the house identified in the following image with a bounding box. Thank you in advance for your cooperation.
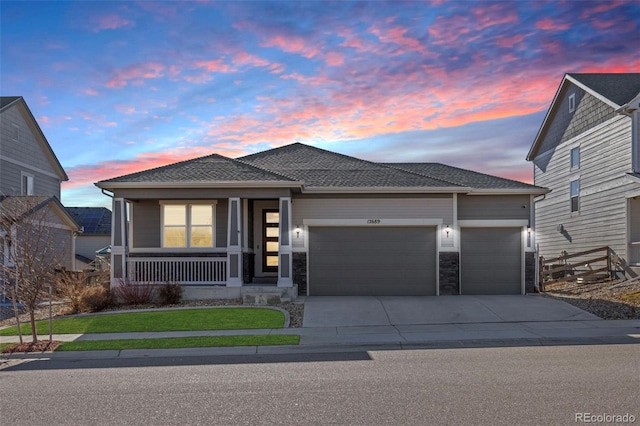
[96,143,547,299]
[526,73,640,279]
[0,96,81,279]
[65,207,112,270]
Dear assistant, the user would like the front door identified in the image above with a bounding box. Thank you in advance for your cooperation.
[263,210,279,273]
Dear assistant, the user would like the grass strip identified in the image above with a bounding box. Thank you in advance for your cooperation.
[0,343,12,351]
[0,308,285,336]
[56,335,300,351]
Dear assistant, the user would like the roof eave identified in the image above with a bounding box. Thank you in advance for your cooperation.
[301,186,470,194]
[465,188,550,196]
[95,180,303,190]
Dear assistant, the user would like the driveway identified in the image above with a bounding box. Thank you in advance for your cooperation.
[302,295,601,327]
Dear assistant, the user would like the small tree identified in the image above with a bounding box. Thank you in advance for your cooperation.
[0,196,70,343]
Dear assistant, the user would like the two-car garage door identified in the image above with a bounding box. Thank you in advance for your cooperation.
[308,227,437,296]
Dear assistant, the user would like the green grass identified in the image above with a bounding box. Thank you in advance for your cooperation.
[56,335,299,351]
[0,308,285,336]
[0,343,12,351]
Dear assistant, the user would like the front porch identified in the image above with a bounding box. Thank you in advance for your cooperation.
[109,194,299,300]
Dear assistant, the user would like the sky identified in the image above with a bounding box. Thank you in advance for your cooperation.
[1,1,639,209]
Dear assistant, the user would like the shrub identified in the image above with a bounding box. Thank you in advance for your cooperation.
[114,279,155,305]
[55,271,86,314]
[80,285,112,312]
[157,282,183,305]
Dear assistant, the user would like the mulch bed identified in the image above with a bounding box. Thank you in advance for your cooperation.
[2,340,61,354]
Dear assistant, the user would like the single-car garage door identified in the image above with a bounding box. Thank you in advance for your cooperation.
[308,226,437,296]
[460,227,522,295]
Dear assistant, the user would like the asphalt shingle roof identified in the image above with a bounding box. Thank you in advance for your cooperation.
[65,207,112,234]
[384,163,543,190]
[98,153,295,184]
[568,73,640,106]
[238,143,460,188]
[98,143,543,192]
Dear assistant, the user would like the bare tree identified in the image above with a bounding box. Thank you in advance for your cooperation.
[0,196,71,343]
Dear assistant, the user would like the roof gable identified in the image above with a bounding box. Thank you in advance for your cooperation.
[239,143,460,188]
[0,195,81,231]
[97,153,296,185]
[0,96,68,181]
[527,73,640,161]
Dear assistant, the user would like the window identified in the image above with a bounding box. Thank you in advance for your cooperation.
[569,93,576,113]
[570,147,580,168]
[21,173,34,195]
[570,179,580,212]
[162,204,215,248]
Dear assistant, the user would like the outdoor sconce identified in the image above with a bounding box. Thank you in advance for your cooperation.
[444,225,451,237]
[527,226,532,236]
[295,225,301,238]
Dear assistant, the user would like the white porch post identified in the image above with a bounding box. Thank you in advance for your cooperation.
[110,197,128,289]
[277,197,293,287]
[227,197,242,287]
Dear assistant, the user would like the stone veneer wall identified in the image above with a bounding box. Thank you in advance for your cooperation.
[525,252,536,293]
[292,252,307,295]
[439,252,459,295]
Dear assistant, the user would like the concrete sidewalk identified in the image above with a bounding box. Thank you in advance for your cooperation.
[2,319,639,360]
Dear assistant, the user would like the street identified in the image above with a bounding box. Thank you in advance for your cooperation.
[1,344,638,425]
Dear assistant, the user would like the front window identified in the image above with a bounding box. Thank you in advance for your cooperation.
[570,147,580,169]
[570,179,580,212]
[162,204,214,248]
[21,173,34,195]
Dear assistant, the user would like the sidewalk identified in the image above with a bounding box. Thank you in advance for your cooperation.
[2,319,639,360]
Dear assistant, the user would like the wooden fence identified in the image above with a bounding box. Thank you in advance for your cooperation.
[539,246,611,290]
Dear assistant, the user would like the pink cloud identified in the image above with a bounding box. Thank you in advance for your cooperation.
[262,35,321,59]
[106,62,165,88]
[193,59,232,73]
[494,34,525,48]
[234,52,270,68]
[325,52,345,67]
[535,18,570,31]
[91,14,135,32]
[84,88,100,96]
[370,24,429,55]
[471,3,519,30]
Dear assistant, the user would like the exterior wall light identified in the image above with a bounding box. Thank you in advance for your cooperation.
[445,225,451,237]
[295,225,301,238]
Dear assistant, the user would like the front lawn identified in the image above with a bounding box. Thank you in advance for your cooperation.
[0,308,286,336]
[56,335,299,351]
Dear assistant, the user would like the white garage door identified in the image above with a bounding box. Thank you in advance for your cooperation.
[308,226,437,296]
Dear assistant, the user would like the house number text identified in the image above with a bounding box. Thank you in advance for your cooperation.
[367,219,381,224]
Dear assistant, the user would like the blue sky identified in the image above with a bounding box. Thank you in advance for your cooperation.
[2,1,639,208]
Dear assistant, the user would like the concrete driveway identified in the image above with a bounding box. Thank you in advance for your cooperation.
[302,295,601,327]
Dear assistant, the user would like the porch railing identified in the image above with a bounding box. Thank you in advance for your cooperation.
[126,257,227,285]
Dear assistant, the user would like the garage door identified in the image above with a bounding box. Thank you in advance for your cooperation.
[308,226,437,296]
[460,227,522,295]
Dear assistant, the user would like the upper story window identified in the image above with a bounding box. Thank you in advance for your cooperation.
[570,179,580,213]
[21,173,34,195]
[570,147,580,169]
[569,93,576,113]
[161,203,215,248]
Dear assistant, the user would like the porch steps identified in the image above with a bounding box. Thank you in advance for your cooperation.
[242,285,296,305]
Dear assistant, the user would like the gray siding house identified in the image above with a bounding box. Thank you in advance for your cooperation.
[0,96,80,273]
[65,207,112,269]
[96,143,547,299]
[526,73,640,278]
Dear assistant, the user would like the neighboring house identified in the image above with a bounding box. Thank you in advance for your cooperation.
[0,196,79,272]
[65,207,112,270]
[0,96,81,279]
[526,73,640,278]
[96,143,547,299]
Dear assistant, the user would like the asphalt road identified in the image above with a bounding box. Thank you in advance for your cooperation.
[1,344,638,425]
